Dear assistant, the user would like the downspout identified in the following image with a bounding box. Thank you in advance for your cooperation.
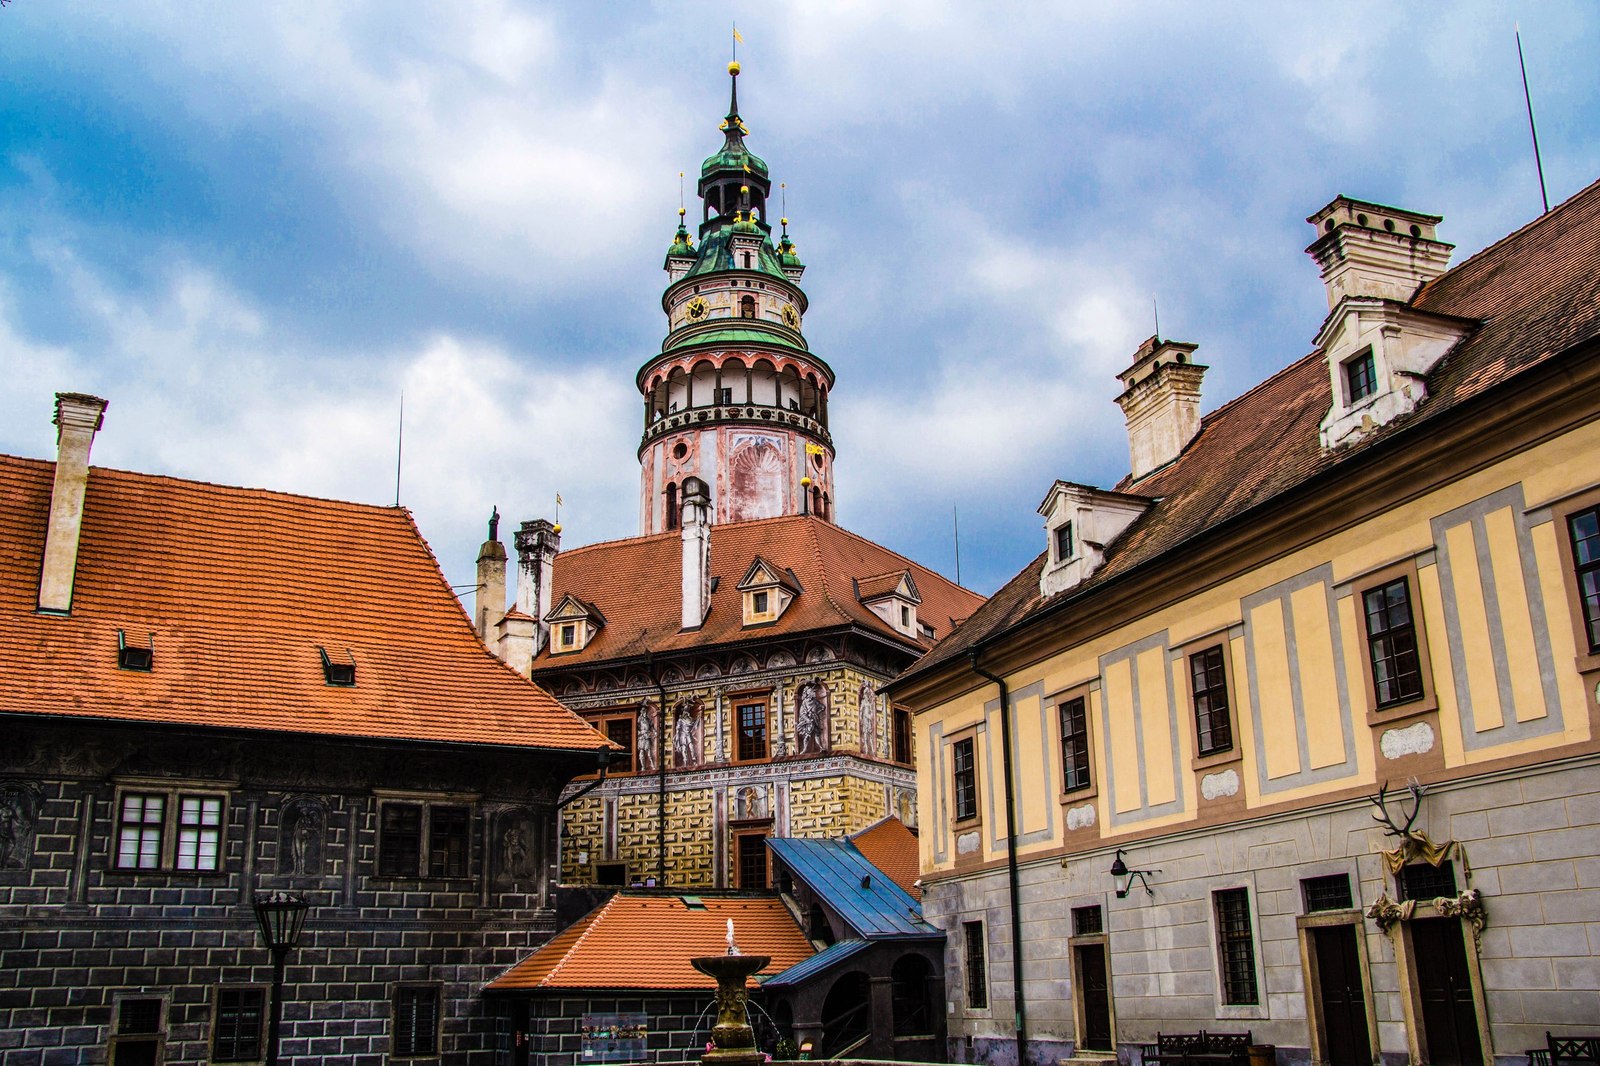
[970,652,1027,1066]
[648,651,668,887]
[554,747,611,901]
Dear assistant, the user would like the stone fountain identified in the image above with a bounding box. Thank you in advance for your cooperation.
[691,920,769,1066]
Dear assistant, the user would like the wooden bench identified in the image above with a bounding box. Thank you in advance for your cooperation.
[1140,1031,1253,1066]
[1529,1033,1600,1066]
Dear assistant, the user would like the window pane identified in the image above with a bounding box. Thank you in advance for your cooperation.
[1190,646,1233,755]
[1345,350,1377,402]
[1214,888,1259,1005]
[953,738,977,821]
[605,717,635,773]
[395,986,440,1056]
[737,703,767,761]
[737,834,768,889]
[1059,697,1091,792]
[117,794,164,870]
[963,921,987,1009]
[213,987,265,1062]
[380,803,423,877]
[177,795,223,871]
[1571,507,1600,652]
[429,806,470,878]
[892,709,912,764]
[1363,578,1423,706]
[1301,873,1354,912]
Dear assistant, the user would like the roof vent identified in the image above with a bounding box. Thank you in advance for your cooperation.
[680,895,707,910]
[116,630,153,672]
[860,874,872,889]
[319,647,356,687]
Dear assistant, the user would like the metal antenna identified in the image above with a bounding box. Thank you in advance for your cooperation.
[953,505,962,586]
[393,392,404,507]
[1153,296,1160,342]
[1516,23,1550,214]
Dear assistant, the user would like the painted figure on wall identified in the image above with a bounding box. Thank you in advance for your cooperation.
[795,678,830,757]
[727,433,786,523]
[858,681,881,759]
[673,697,704,768]
[637,699,660,773]
[0,783,39,870]
[280,797,326,877]
[736,786,768,821]
[495,807,538,887]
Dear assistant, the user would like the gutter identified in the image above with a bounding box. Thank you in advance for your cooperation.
[647,651,669,888]
[969,652,1027,1066]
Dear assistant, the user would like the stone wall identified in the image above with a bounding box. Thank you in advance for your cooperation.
[519,990,784,1066]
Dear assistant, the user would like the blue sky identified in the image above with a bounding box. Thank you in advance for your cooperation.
[3,2,1597,598]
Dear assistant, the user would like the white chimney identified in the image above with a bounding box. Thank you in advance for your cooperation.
[514,518,560,653]
[474,507,508,640]
[1305,197,1453,309]
[37,393,108,614]
[1115,336,1206,481]
[680,476,712,630]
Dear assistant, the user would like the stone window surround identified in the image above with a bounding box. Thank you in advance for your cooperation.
[108,777,232,875]
[1550,482,1600,677]
[371,789,480,883]
[1207,878,1268,1021]
[1173,627,1245,773]
[390,981,444,1060]
[1066,896,1117,1052]
[210,983,269,1064]
[108,991,168,1065]
[732,693,772,764]
[1048,681,1099,804]
[1345,556,1439,726]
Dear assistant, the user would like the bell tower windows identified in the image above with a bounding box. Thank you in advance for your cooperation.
[740,295,756,318]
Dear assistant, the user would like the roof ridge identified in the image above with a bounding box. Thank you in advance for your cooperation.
[1418,175,1600,300]
[809,518,976,597]
[805,520,859,628]
[540,893,620,986]
[21,457,421,515]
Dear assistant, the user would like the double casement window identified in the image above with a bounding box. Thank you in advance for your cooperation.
[114,790,225,872]
[378,801,472,879]
[1362,577,1425,707]
[1059,696,1091,792]
[1189,645,1234,755]
[736,700,769,761]
[952,737,978,822]
[211,987,266,1063]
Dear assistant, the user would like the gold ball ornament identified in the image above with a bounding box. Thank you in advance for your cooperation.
[728,61,740,75]
[553,523,563,534]
[780,217,788,226]
[678,207,686,217]
[800,476,813,488]
[740,185,749,195]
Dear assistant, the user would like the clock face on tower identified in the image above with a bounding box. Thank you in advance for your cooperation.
[781,304,798,328]
[686,297,709,321]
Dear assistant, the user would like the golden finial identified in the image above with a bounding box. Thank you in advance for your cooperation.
[740,185,749,195]
[728,60,741,76]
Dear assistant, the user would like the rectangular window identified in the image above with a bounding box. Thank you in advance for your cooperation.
[892,708,913,765]
[736,832,769,889]
[604,717,635,774]
[110,997,164,1066]
[176,796,223,871]
[753,590,770,614]
[559,622,577,647]
[379,803,423,877]
[1055,522,1075,561]
[963,921,988,1009]
[1570,505,1600,652]
[117,793,165,870]
[1345,349,1377,402]
[1363,577,1424,706]
[1397,860,1457,903]
[716,387,733,405]
[596,862,628,886]
[1059,696,1091,792]
[393,985,441,1058]
[427,805,470,878]
[1301,873,1354,912]
[1189,646,1234,755]
[211,987,265,1063]
[952,737,977,821]
[1213,888,1259,1006]
[737,702,768,761]
[1072,905,1103,936]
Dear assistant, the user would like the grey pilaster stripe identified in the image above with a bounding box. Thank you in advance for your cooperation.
[1100,631,1185,827]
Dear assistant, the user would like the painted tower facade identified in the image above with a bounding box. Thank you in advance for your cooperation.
[638,63,837,535]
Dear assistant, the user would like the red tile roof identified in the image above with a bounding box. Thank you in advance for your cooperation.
[531,515,983,669]
[486,894,813,991]
[0,456,608,751]
[901,177,1600,682]
[850,816,921,900]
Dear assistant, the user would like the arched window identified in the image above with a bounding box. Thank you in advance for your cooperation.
[740,295,756,319]
[665,482,679,531]
[742,251,753,269]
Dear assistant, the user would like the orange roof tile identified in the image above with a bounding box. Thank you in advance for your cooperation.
[903,176,1600,682]
[531,516,983,669]
[850,816,922,900]
[0,456,608,752]
[486,894,813,991]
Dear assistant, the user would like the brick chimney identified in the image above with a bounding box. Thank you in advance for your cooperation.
[1305,197,1453,309]
[680,476,711,630]
[474,507,508,640]
[37,393,109,614]
[514,518,560,653]
[1115,336,1206,481]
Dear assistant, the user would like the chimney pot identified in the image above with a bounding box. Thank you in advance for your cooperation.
[37,392,109,614]
[1304,196,1453,309]
[1115,338,1206,481]
[680,477,712,630]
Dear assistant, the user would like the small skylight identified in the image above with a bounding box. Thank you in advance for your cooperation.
[680,895,707,910]
[319,647,356,687]
[116,630,153,672]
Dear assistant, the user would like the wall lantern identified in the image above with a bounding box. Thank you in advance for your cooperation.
[252,891,310,1066]
[1109,849,1158,899]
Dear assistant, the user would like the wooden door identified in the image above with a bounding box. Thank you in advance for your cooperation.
[1311,925,1371,1066]
[1410,917,1483,1066]
[1075,943,1112,1051]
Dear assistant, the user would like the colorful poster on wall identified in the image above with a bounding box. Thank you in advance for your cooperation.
[581,1013,649,1062]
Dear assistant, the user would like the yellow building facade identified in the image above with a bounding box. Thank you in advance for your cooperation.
[890,184,1600,1066]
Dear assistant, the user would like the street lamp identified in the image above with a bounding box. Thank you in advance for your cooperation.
[252,892,309,1066]
[1108,849,1158,899]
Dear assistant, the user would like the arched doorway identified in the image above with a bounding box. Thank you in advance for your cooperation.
[819,971,871,1058]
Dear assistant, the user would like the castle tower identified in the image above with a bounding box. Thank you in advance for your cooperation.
[638,62,837,534]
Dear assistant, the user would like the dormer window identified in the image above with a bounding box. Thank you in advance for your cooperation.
[117,630,153,671]
[1054,522,1076,563]
[1037,481,1153,598]
[857,570,922,638]
[1344,349,1377,403]
[545,595,606,654]
[558,623,577,648]
[319,647,356,686]
[753,590,769,614]
[738,556,800,627]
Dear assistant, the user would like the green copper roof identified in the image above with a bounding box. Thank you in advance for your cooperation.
[661,326,810,357]
[683,224,789,281]
[701,143,770,179]
[666,221,695,258]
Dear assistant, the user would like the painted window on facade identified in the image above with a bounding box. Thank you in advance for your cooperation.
[116,793,165,870]
[1570,505,1600,651]
[379,803,470,879]
[1345,348,1377,402]
[952,737,977,821]
[1213,888,1259,1005]
[109,997,164,1066]
[1301,873,1354,912]
[963,920,988,1009]
[1059,696,1091,792]
[176,796,223,871]
[604,717,635,774]
[737,702,768,761]
[1363,577,1424,706]
[1189,646,1233,755]
[393,985,441,1058]
[211,987,265,1063]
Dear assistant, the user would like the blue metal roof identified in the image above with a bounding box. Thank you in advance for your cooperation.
[759,937,873,989]
[766,836,940,939]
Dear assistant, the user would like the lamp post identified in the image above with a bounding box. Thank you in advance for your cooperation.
[252,891,309,1066]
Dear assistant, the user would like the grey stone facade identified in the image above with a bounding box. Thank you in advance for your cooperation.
[0,720,593,1065]
[922,757,1600,1066]
[506,991,758,1066]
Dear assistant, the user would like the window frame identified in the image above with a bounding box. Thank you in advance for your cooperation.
[951,735,980,824]
[1211,886,1264,1017]
[374,795,477,881]
[108,993,167,1066]
[1348,558,1438,724]
[392,983,443,1059]
[962,920,989,1011]
[891,707,914,766]
[110,785,230,875]
[1172,629,1244,771]
[734,698,770,763]
[1057,693,1093,796]
[1551,485,1600,677]
[210,984,267,1064]
[1055,521,1076,563]
[1343,347,1378,404]
[1189,644,1235,758]
[1362,577,1426,708]
[733,828,771,889]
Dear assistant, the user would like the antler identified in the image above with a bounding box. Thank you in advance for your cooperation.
[1368,780,1427,839]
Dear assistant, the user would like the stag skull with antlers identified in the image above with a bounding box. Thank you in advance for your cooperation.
[1369,779,1428,841]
